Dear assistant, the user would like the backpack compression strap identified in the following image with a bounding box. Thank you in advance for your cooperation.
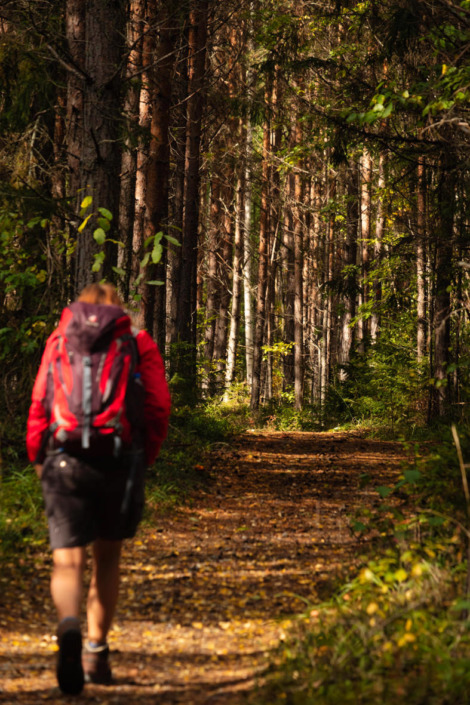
[82,355,93,449]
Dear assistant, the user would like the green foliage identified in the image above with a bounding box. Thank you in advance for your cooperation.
[256,398,320,432]
[0,206,63,451]
[0,467,48,559]
[257,544,470,705]
[327,316,427,434]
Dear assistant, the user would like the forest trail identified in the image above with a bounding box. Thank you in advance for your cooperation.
[0,431,406,704]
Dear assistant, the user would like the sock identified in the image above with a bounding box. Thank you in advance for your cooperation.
[86,641,108,652]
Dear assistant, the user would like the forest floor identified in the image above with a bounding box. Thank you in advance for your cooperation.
[0,430,407,704]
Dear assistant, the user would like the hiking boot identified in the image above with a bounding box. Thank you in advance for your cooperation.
[56,617,84,695]
[83,642,112,685]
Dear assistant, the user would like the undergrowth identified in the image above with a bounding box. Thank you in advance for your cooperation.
[254,424,470,705]
[257,543,470,705]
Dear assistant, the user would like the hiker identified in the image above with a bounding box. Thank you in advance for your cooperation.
[26,283,171,694]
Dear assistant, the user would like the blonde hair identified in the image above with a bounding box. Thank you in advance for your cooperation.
[78,283,122,306]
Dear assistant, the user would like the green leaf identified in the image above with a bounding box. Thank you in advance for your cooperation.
[146,280,165,286]
[352,521,368,533]
[141,252,150,268]
[97,207,113,221]
[377,486,393,498]
[92,251,105,272]
[112,266,126,276]
[151,242,163,264]
[93,228,107,245]
[97,217,111,232]
[382,102,393,118]
[164,234,181,246]
[403,469,421,484]
[80,195,93,210]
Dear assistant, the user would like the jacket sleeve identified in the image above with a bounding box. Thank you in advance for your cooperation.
[26,332,57,463]
[135,330,171,465]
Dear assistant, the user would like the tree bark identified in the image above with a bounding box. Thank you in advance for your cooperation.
[338,161,359,376]
[432,154,455,417]
[357,148,372,351]
[141,0,176,346]
[72,0,126,293]
[417,156,427,362]
[176,0,208,379]
[118,0,144,300]
[250,76,271,410]
[370,153,385,341]
[293,117,304,411]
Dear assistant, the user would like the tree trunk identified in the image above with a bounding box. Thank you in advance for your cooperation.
[417,156,427,362]
[283,174,295,388]
[370,153,385,341]
[357,148,372,351]
[138,0,176,346]
[242,19,255,393]
[338,161,359,377]
[65,0,85,207]
[176,0,208,379]
[293,118,304,410]
[432,154,455,417]
[250,77,271,410]
[72,0,126,293]
[307,174,321,402]
[213,181,233,388]
[131,1,154,324]
[202,178,220,390]
[118,0,144,300]
[224,172,243,396]
[166,33,188,363]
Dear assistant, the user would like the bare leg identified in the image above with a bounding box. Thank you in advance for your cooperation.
[51,547,87,620]
[86,539,122,644]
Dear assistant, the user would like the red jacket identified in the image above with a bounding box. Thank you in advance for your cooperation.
[26,306,171,465]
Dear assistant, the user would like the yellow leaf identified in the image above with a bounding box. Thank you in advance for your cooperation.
[397,632,416,647]
[394,568,408,582]
[359,568,374,583]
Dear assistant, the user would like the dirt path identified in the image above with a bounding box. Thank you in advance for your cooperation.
[0,431,406,704]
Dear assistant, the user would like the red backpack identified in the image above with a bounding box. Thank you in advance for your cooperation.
[44,302,145,457]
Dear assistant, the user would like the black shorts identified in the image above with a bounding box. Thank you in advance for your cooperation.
[40,451,146,550]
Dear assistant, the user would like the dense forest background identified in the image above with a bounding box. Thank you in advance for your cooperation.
[1,0,470,444]
[3,4,470,702]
